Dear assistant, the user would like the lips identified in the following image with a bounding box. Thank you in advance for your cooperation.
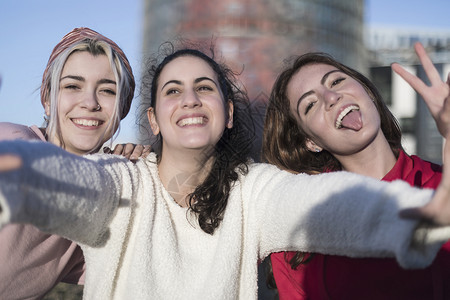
[335,105,361,130]
[72,118,103,127]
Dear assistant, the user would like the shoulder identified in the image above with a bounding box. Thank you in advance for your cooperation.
[409,154,442,188]
[410,154,442,172]
[0,122,44,141]
[239,162,309,189]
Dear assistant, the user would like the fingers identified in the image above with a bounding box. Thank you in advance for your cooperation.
[112,143,135,159]
[129,144,144,161]
[400,183,450,225]
[104,144,153,162]
[143,145,152,157]
[129,145,152,161]
[400,138,450,225]
[0,154,22,172]
[414,42,442,85]
[391,62,427,93]
[103,146,112,154]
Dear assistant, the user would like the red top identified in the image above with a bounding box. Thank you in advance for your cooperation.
[271,151,450,300]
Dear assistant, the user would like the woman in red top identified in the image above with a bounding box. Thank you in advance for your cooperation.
[263,42,450,299]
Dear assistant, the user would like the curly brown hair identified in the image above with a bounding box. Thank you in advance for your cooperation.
[141,42,255,234]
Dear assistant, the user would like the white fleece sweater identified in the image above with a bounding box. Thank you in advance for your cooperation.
[0,141,449,299]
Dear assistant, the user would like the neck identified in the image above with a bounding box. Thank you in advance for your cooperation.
[158,147,214,207]
[335,131,397,180]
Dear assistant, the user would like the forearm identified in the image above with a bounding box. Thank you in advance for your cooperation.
[249,165,450,268]
[0,140,122,246]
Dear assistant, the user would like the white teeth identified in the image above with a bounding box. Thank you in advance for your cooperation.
[178,117,204,127]
[73,119,100,127]
[335,105,359,129]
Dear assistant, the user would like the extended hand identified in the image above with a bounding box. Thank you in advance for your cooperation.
[391,42,450,138]
[401,135,450,225]
[0,154,22,172]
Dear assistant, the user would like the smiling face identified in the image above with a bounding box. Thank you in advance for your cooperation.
[287,63,383,156]
[47,51,117,155]
[148,55,233,156]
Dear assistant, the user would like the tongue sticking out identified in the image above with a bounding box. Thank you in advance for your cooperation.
[341,110,362,130]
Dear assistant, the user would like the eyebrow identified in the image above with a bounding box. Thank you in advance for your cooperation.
[195,77,218,87]
[60,75,116,85]
[295,69,342,116]
[160,76,218,91]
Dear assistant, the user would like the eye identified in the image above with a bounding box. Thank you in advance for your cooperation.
[305,101,316,114]
[166,88,180,95]
[197,85,214,92]
[100,88,116,96]
[63,84,79,90]
[331,77,345,87]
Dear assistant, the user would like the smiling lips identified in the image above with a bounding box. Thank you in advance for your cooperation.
[335,105,362,130]
[177,116,206,127]
[72,118,102,127]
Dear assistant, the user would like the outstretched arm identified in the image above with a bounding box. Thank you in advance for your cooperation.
[0,140,126,246]
[401,137,450,225]
[391,42,450,225]
[391,42,450,137]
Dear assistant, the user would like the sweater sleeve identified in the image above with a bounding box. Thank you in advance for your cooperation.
[0,140,132,247]
[243,163,450,269]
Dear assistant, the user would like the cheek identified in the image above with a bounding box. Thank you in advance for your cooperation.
[57,93,77,116]
[102,101,117,121]
[301,114,329,142]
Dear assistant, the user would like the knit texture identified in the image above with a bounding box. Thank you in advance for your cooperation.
[0,141,449,299]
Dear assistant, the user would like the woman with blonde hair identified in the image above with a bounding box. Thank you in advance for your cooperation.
[0,27,140,299]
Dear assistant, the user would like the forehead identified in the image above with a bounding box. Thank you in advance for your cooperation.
[159,55,218,83]
[287,63,338,94]
[62,51,111,75]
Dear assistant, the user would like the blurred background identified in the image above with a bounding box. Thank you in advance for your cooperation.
[1,0,450,164]
[0,1,449,299]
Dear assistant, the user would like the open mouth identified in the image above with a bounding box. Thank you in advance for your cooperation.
[177,117,206,127]
[335,105,361,130]
[72,119,102,127]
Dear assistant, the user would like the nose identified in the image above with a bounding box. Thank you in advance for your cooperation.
[81,90,100,111]
[181,89,202,108]
[323,89,341,110]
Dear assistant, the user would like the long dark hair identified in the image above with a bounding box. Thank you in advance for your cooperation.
[141,42,255,234]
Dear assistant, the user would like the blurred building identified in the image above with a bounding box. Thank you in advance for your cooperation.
[140,0,366,156]
[367,26,450,164]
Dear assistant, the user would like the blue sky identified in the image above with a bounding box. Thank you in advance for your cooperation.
[0,0,449,144]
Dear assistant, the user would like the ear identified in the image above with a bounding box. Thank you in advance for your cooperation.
[147,108,160,135]
[305,138,322,153]
[44,101,50,117]
[226,100,234,129]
